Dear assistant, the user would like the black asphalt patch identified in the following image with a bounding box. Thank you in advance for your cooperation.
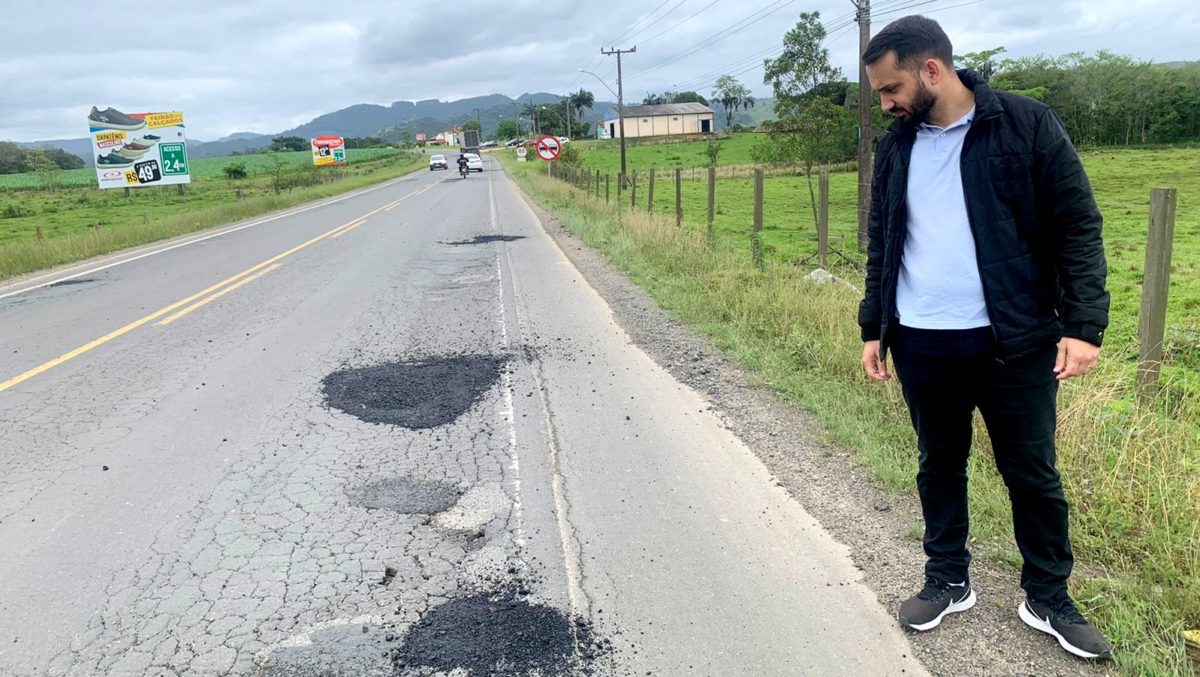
[442,235,526,245]
[347,477,461,514]
[48,278,97,287]
[394,590,609,675]
[322,355,508,429]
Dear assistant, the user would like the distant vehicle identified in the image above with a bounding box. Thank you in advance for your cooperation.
[505,138,521,147]
[479,140,498,148]
[460,129,481,153]
[556,136,571,145]
[429,154,447,171]
[463,153,483,172]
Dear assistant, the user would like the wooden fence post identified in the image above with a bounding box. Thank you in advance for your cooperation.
[752,168,764,270]
[606,174,610,204]
[1137,187,1177,405]
[36,226,44,241]
[596,169,601,198]
[630,171,638,209]
[706,166,716,248]
[818,170,830,269]
[675,168,682,227]
[647,169,656,213]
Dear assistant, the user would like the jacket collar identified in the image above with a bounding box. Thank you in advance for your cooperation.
[886,68,1001,139]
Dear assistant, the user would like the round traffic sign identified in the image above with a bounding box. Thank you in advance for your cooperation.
[516,146,527,158]
[535,136,561,161]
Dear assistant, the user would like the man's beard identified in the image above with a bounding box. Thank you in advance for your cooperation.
[899,79,937,125]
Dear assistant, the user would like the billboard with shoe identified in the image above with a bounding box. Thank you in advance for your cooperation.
[88,107,190,189]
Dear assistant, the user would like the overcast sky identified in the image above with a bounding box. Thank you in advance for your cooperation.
[3,0,1196,142]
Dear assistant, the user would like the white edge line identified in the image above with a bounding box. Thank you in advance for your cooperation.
[0,169,422,301]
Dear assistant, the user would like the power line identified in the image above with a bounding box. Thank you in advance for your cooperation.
[605,0,676,45]
[568,0,681,92]
[629,0,797,78]
[667,15,858,92]
[620,0,692,44]
[638,0,722,47]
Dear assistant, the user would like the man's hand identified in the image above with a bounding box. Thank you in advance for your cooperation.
[862,340,891,382]
[1054,338,1100,380]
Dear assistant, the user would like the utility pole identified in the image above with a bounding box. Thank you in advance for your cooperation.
[602,46,635,186]
[474,107,482,137]
[855,0,872,252]
[563,95,572,139]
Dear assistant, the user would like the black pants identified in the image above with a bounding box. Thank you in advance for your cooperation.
[890,324,1072,604]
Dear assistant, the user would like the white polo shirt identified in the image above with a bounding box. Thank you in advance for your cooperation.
[897,106,991,330]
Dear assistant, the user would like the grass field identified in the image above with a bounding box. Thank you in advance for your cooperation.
[500,144,1200,676]
[0,148,426,279]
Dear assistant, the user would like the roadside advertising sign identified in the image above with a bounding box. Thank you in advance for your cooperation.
[88,107,190,189]
[311,135,347,166]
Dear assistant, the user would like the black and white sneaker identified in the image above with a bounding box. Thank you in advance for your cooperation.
[897,576,976,631]
[1019,597,1113,659]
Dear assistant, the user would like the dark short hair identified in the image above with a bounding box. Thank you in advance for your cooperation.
[862,15,953,71]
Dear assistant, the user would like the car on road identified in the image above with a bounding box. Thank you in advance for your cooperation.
[429,154,447,171]
[505,139,521,147]
[479,140,498,148]
[556,136,571,145]
[464,153,483,172]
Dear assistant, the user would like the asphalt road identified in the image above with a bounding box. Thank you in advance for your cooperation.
[0,156,927,676]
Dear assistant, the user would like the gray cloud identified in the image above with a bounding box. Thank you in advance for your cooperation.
[3,0,1196,142]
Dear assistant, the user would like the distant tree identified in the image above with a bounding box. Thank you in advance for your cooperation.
[713,75,756,130]
[569,89,595,126]
[495,118,520,141]
[763,12,842,107]
[461,120,481,133]
[0,141,25,174]
[671,91,710,106]
[24,150,62,193]
[955,46,1007,82]
[269,136,309,152]
[38,147,85,170]
[223,162,248,179]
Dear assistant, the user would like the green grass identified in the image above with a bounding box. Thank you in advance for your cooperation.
[501,148,1200,676]
[0,149,426,279]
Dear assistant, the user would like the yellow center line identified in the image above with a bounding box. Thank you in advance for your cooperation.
[157,264,281,326]
[0,182,437,395]
[329,217,367,239]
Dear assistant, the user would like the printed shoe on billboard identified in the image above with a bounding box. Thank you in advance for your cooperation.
[134,134,162,146]
[115,145,149,159]
[89,106,145,131]
[96,151,135,167]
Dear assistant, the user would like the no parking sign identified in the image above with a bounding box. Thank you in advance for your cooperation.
[535,136,561,161]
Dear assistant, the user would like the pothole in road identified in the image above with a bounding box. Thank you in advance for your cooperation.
[442,234,526,245]
[394,589,610,676]
[347,477,461,514]
[322,355,508,429]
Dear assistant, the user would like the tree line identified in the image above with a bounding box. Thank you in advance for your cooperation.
[0,142,85,175]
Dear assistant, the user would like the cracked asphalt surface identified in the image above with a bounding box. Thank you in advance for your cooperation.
[0,157,926,676]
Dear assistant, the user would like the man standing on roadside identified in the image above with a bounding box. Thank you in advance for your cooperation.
[857,15,1112,659]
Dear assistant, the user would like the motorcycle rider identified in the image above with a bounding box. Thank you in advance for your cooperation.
[456,153,469,177]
